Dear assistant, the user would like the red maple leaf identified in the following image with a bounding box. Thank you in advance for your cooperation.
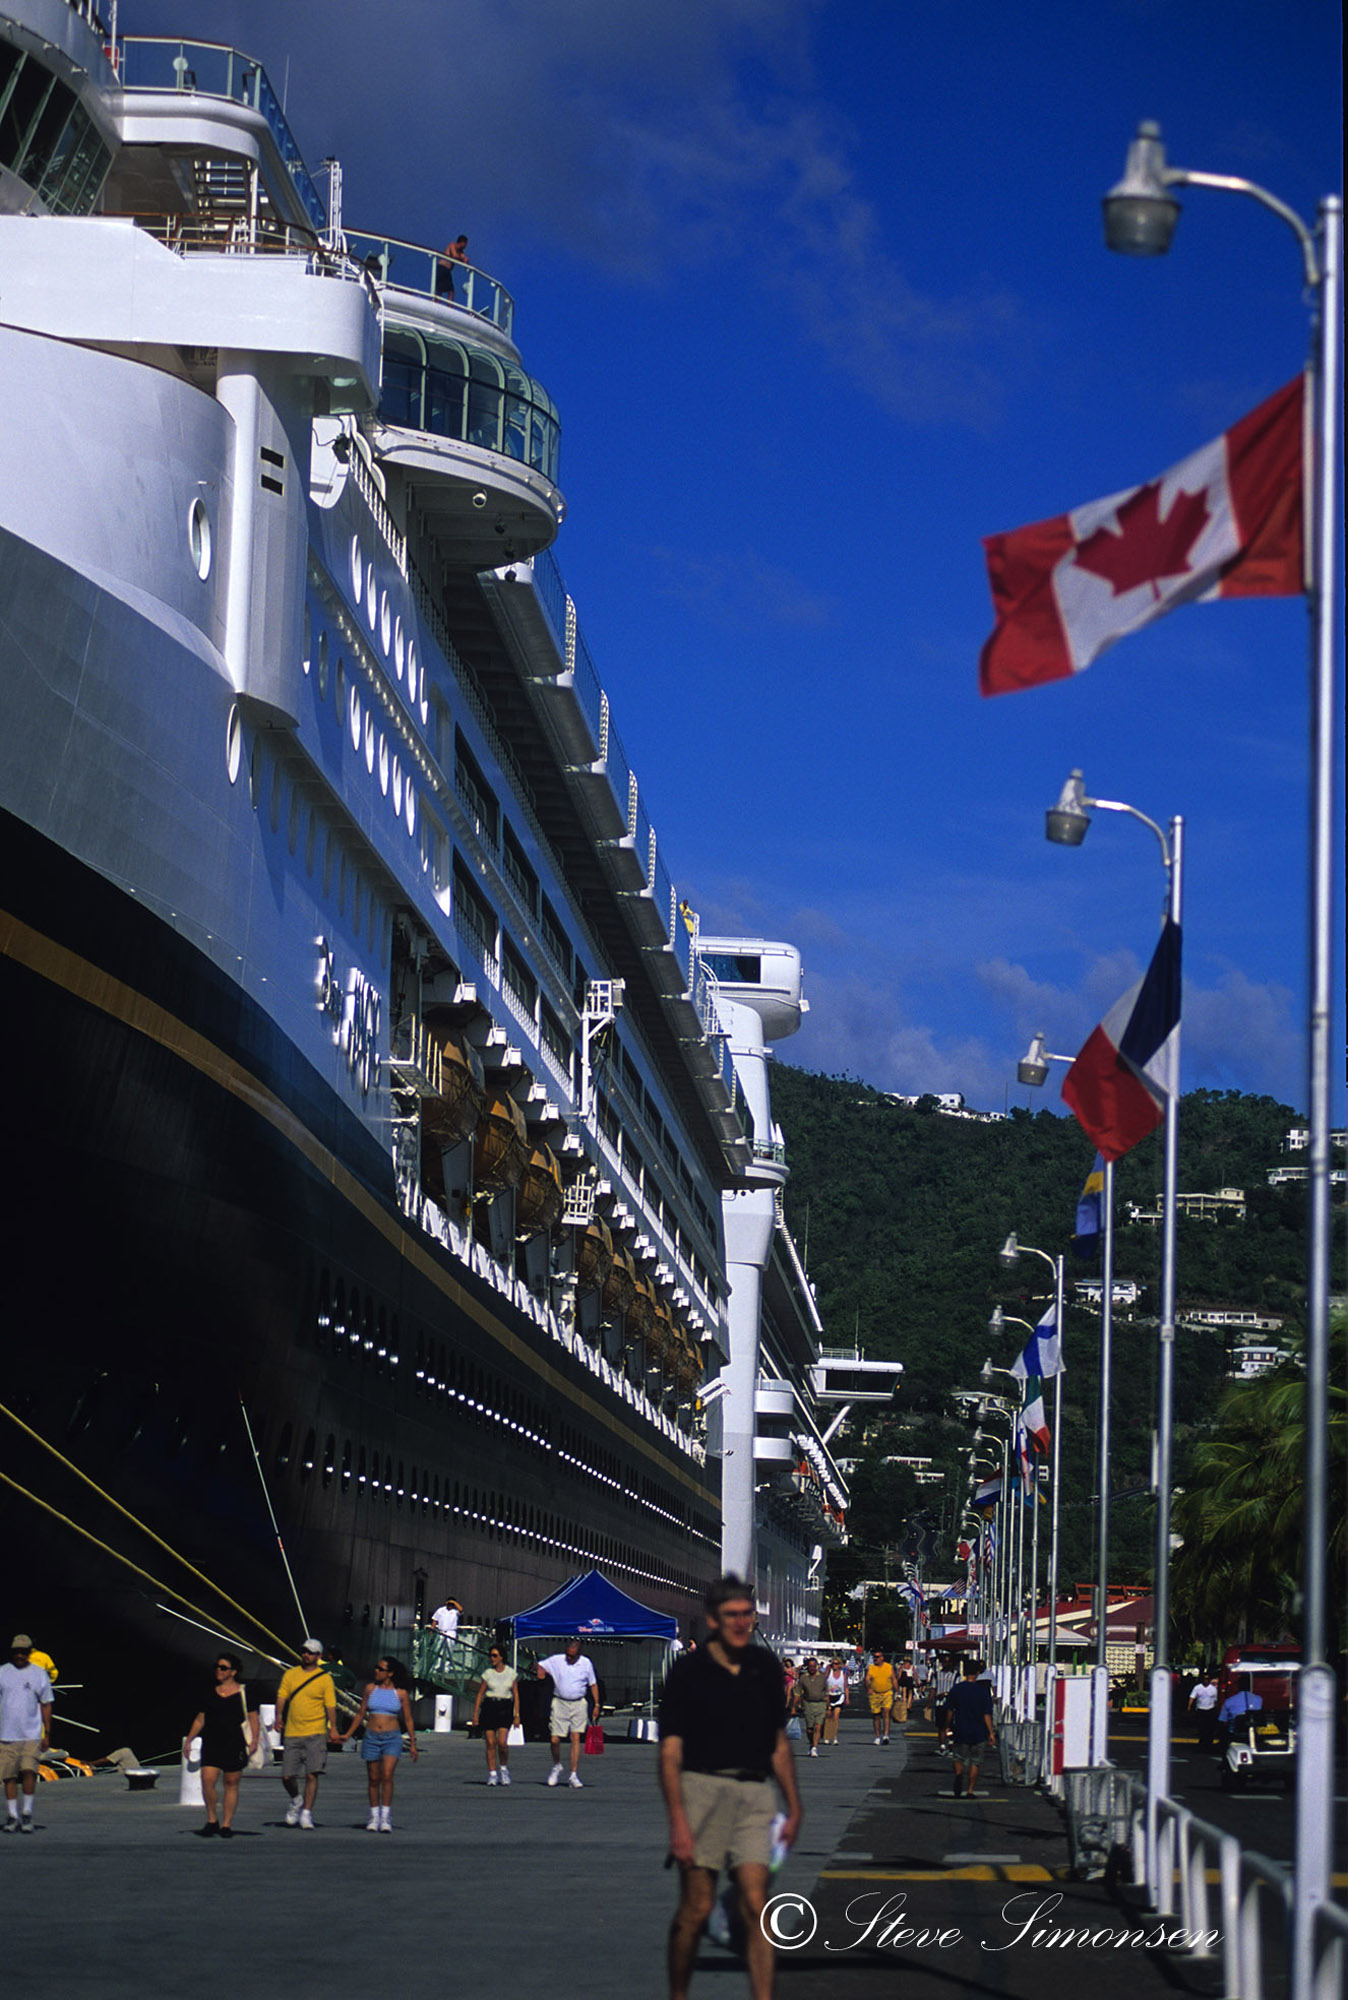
[1073,479,1211,600]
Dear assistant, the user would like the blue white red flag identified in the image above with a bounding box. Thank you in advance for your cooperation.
[1020,1391,1050,1456]
[973,1475,1002,1510]
[1011,1303,1064,1383]
[1063,919,1181,1162]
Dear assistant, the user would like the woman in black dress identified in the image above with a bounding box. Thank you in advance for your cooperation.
[184,1651,260,1837]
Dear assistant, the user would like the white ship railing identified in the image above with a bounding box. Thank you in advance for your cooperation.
[345,229,514,338]
[349,451,407,577]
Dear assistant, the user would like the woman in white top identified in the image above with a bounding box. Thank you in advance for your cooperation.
[472,1646,520,1786]
[823,1658,848,1744]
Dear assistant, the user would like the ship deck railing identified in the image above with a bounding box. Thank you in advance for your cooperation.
[345,230,515,340]
[113,210,372,279]
[410,1626,495,1695]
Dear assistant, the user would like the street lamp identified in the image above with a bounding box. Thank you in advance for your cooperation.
[996,1237,1065,1698]
[1045,771,1180,1863]
[1103,123,1342,1983]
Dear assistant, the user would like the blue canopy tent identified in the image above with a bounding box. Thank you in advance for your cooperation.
[511,1570,677,1720]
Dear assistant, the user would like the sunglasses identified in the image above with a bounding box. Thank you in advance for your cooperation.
[215,1662,233,1671]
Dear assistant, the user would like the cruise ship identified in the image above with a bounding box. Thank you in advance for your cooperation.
[0,2,861,1704]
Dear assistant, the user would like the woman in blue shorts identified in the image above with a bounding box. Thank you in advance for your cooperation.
[340,1658,418,1831]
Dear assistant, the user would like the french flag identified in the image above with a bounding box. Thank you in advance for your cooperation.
[1063,919,1181,1162]
[979,378,1303,697]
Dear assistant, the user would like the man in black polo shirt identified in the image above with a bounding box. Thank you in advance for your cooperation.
[658,1575,803,1999]
[939,1658,997,1798]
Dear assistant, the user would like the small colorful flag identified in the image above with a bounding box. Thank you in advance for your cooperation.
[1073,1154,1105,1261]
[1063,919,1181,1161]
[979,377,1303,696]
[1011,1303,1064,1383]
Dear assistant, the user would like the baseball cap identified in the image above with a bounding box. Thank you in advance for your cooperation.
[300,1637,323,1655]
[11,1634,33,1650]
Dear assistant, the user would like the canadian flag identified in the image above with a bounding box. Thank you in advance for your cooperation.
[979,377,1303,697]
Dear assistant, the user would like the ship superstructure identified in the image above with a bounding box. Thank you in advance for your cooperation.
[0,3,847,1688]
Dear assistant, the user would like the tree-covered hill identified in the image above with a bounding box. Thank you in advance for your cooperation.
[769,1066,1319,1598]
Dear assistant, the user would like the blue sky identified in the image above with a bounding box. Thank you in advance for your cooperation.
[136,0,1343,1116]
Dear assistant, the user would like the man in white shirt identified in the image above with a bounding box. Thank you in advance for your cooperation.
[430,1597,461,1641]
[1188,1674,1219,1752]
[536,1638,599,1788]
[1,1635,53,1833]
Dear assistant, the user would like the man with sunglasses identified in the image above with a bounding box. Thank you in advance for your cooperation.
[1,1635,52,1833]
[275,1638,338,1828]
[659,1577,802,1999]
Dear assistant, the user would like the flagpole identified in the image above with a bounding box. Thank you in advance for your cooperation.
[1092,1160,1115,1765]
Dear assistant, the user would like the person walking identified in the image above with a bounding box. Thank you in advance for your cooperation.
[1188,1671,1220,1752]
[1,1635,52,1834]
[895,1661,915,1724]
[536,1637,599,1788]
[865,1649,895,1745]
[472,1643,520,1786]
[792,1658,829,1758]
[822,1657,847,1745]
[339,1656,417,1831]
[939,1659,997,1798]
[659,1574,802,2000]
[184,1651,259,1838]
[275,1639,339,1828]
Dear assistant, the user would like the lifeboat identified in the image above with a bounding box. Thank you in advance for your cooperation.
[472,1091,529,1195]
[602,1246,637,1321]
[420,1026,485,1147]
[575,1215,614,1293]
[647,1296,674,1361]
[516,1144,563,1237]
[625,1274,655,1343]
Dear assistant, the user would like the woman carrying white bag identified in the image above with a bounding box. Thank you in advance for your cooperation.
[472,1646,521,1787]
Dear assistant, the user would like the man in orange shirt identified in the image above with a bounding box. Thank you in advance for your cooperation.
[865,1649,896,1746]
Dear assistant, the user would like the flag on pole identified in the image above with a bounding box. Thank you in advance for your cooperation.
[1019,1393,1050,1456]
[978,377,1303,696]
[1073,1153,1105,1260]
[1063,918,1181,1161]
[973,1475,1002,1511]
[1011,1303,1064,1382]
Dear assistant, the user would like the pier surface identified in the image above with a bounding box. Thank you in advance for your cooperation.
[7,1718,1313,1997]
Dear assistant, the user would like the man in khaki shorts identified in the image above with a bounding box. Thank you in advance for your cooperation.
[1,1635,52,1833]
[536,1638,600,1788]
[275,1638,338,1828]
[659,1576,803,1999]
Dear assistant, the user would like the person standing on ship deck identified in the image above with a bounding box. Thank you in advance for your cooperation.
[185,1651,259,1837]
[1,1636,52,1834]
[276,1639,339,1829]
[537,1638,599,1788]
[339,1656,418,1831]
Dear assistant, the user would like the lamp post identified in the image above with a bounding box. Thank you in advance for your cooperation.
[997,1237,1065,1678]
[987,1316,1048,1722]
[1045,773,1180,1884]
[1018,1033,1116,1762]
[977,1390,1026,1714]
[1103,125,1341,1983]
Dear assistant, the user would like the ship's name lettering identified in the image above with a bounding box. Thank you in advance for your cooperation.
[315,937,381,1095]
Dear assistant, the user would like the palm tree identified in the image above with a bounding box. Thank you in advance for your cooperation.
[1172,1317,1345,1656]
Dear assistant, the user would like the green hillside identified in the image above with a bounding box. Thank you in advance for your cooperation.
[769,1066,1314,1606]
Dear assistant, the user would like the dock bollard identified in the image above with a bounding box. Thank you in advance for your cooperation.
[433,1695,453,1733]
[179,1736,204,1807]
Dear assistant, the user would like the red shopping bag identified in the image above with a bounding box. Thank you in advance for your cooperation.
[583,1723,605,1755]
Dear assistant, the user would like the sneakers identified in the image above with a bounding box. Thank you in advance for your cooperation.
[366,1812,382,1830]
[284,1799,302,1827]
[17,1818,33,1834]
[808,1746,818,1757]
[567,1772,584,1790]
[378,1819,392,1833]
[298,1808,315,1830]
[487,1770,500,1787]
[546,1765,562,1787]
[499,1767,511,1786]
[3,1818,16,1833]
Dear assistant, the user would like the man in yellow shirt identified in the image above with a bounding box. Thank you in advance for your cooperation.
[275,1639,338,1829]
[865,1650,896,1746]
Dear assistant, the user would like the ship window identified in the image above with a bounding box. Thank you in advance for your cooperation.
[322,1436,335,1487]
[501,936,536,1017]
[300,1429,316,1482]
[188,498,212,579]
[540,897,570,977]
[341,1442,352,1492]
[454,732,498,846]
[317,630,329,698]
[275,1422,293,1475]
[1,54,53,180]
[357,1446,367,1489]
[225,703,242,785]
[502,825,538,915]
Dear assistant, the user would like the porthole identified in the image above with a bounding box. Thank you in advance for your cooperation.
[364,710,376,774]
[275,1422,293,1475]
[407,642,418,709]
[322,1435,335,1487]
[225,703,242,785]
[349,682,362,751]
[350,533,364,599]
[318,631,330,699]
[302,602,312,675]
[300,1429,317,1482]
[377,734,389,795]
[342,1441,353,1491]
[391,757,403,815]
[366,560,378,625]
[405,784,416,837]
[189,496,212,580]
[379,589,392,656]
[393,616,405,680]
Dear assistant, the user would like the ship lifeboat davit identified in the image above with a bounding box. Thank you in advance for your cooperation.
[602,1246,637,1321]
[575,1216,614,1293]
[421,1027,486,1147]
[625,1273,656,1343]
[516,1144,563,1237]
[472,1091,529,1196]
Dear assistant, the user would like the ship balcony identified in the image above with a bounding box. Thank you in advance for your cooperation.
[346,229,514,343]
[372,327,562,564]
